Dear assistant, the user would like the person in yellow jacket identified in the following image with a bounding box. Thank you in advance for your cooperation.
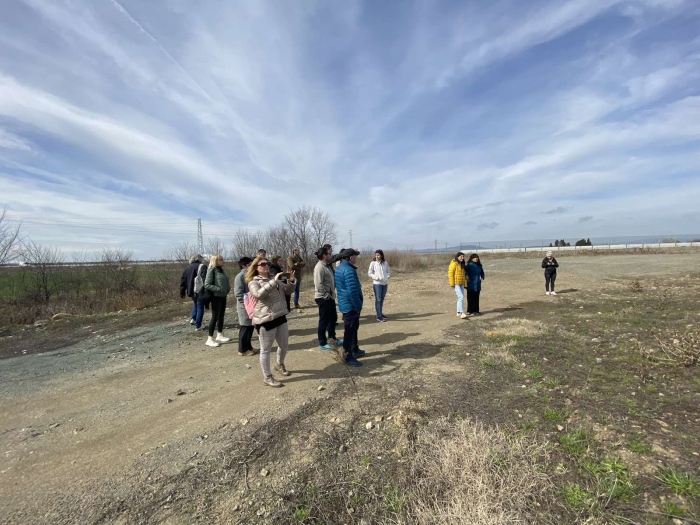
[448,252,468,319]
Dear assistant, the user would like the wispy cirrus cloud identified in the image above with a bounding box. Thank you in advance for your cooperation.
[0,0,698,256]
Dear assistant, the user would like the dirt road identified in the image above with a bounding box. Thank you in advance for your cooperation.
[1,252,697,523]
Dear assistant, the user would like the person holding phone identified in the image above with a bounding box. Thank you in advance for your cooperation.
[246,256,297,387]
[287,248,305,309]
[542,251,559,295]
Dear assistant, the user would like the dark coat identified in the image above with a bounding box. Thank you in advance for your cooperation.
[542,257,559,274]
[466,262,485,292]
[205,266,231,297]
[180,262,207,298]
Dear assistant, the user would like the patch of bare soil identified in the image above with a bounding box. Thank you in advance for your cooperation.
[1,252,698,524]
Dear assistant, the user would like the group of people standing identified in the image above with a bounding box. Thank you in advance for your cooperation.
[179,246,392,387]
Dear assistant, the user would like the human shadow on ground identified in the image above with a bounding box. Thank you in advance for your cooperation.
[554,288,578,294]
[480,307,523,315]
[279,339,446,384]
[373,311,442,322]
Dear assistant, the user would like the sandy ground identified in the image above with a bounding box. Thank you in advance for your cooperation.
[1,252,698,523]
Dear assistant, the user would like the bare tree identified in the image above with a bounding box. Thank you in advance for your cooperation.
[0,206,23,265]
[264,225,295,261]
[309,207,338,251]
[98,248,137,293]
[20,241,64,302]
[204,236,227,258]
[231,228,266,260]
[162,241,199,263]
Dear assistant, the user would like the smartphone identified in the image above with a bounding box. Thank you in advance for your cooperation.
[278,272,290,280]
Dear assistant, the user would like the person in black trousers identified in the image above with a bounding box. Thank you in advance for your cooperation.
[465,253,485,315]
[313,247,340,349]
[542,251,559,295]
[203,254,231,347]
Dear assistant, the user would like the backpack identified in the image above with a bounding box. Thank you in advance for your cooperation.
[243,292,257,319]
[193,264,205,294]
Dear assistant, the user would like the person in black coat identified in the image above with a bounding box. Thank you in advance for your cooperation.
[541,251,559,296]
[180,254,207,329]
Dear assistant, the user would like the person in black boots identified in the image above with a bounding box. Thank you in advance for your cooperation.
[542,251,559,295]
[234,257,255,356]
[465,253,485,315]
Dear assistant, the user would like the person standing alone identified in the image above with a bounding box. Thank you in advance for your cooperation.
[465,253,485,316]
[542,251,559,295]
[335,248,365,367]
[368,249,390,322]
[287,248,305,309]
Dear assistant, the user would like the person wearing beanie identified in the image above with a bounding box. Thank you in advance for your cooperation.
[234,256,256,356]
[542,251,559,295]
[465,253,485,315]
[179,253,207,330]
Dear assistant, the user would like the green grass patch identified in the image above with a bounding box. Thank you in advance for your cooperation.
[657,469,700,497]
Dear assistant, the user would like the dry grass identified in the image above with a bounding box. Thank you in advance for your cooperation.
[491,318,548,337]
[406,417,551,525]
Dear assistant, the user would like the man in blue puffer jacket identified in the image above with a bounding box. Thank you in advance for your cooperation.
[335,248,365,367]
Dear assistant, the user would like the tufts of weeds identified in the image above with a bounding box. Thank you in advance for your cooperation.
[657,469,700,497]
[562,483,595,510]
[582,457,637,501]
[559,430,591,458]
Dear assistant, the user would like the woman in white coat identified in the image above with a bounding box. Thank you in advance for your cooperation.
[368,249,390,322]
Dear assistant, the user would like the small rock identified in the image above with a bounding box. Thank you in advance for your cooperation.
[596,358,602,364]
[245,364,252,369]
[317,385,326,391]
[556,425,564,431]
[176,389,186,395]
[240,419,249,426]
[49,423,60,429]
[166,398,173,403]
[51,313,72,321]
[591,338,601,343]
[374,415,383,422]
[260,468,270,477]
[339,444,347,453]
[365,421,374,430]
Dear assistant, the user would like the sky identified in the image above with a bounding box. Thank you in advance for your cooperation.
[0,0,699,258]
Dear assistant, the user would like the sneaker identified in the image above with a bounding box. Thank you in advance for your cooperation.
[335,339,344,346]
[263,375,282,388]
[237,350,255,356]
[460,313,469,319]
[205,337,220,348]
[189,319,195,325]
[274,363,291,376]
[551,291,557,296]
[381,316,388,321]
[294,304,301,309]
[319,344,334,350]
[545,291,550,295]
[216,334,231,343]
[377,318,384,323]
[345,358,362,367]
[456,313,462,317]
[194,327,203,331]
[354,349,366,358]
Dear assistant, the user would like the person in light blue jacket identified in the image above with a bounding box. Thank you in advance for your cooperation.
[335,248,365,367]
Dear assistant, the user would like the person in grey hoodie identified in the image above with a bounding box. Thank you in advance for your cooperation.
[368,249,390,322]
[233,257,255,356]
[313,246,340,349]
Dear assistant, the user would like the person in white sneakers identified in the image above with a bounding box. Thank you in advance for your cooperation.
[204,254,232,347]
[541,251,559,295]
[368,249,390,322]
[246,256,297,388]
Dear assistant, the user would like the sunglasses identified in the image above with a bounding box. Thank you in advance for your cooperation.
[258,262,270,267]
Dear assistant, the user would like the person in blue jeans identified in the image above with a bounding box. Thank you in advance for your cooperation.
[335,248,365,367]
[287,248,306,309]
[179,254,207,330]
[368,249,390,322]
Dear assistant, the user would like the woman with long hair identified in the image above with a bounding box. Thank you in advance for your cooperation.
[233,256,255,356]
[246,256,297,387]
[465,253,485,316]
[204,254,231,347]
[448,252,468,319]
[368,249,390,322]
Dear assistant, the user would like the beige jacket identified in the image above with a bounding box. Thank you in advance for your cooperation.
[248,275,296,325]
[286,255,305,283]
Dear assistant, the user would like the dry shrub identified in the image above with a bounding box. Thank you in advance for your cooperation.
[641,331,700,367]
[492,318,548,337]
[407,417,551,524]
